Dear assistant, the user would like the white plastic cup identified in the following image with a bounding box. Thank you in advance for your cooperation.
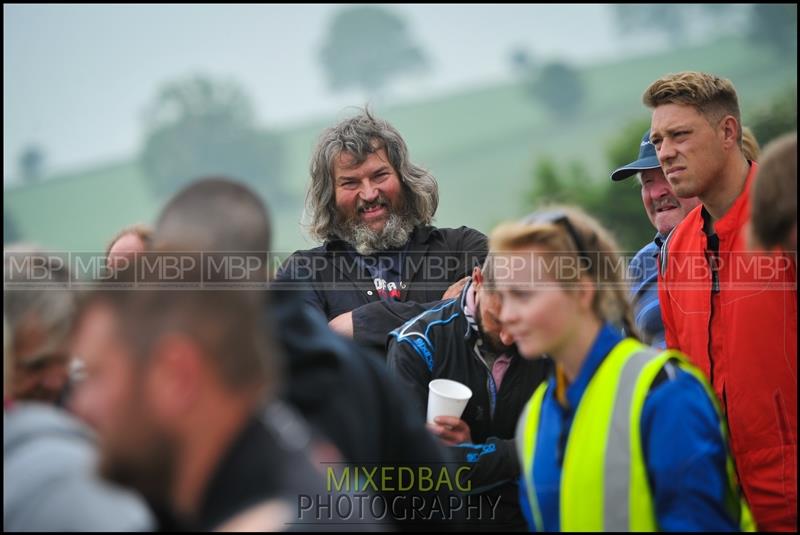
[427,379,473,424]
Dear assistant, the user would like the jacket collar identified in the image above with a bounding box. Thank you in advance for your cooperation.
[696,161,758,238]
[461,277,478,338]
[552,322,623,410]
[710,161,757,237]
[398,226,435,300]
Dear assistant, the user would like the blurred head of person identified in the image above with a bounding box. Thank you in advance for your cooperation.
[644,72,745,203]
[70,178,281,517]
[611,129,701,235]
[70,273,271,514]
[306,108,438,255]
[490,206,635,379]
[4,246,75,403]
[153,177,271,276]
[105,224,152,272]
[152,176,279,384]
[749,131,797,252]
[4,316,11,403]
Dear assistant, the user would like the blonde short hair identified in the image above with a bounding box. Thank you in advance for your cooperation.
[643,71,742,144]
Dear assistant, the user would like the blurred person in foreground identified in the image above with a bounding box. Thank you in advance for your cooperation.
[150,177,457,530]
[4,247,75,405]
[68,258,351,530]
[275,108,487,352]
[748,131,796,253]
[70,177,384,530]
[4,255,152,530]
[105,223,152,272]
[490,206,754,531]
[646,71,796,530]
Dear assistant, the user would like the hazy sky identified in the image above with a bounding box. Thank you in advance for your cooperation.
[4,4,631,182]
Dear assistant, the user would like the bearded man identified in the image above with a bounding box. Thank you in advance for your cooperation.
[276,109,487,352]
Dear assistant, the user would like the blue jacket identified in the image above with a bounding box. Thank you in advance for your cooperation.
[628,234,665,348]
[519,324,743,531]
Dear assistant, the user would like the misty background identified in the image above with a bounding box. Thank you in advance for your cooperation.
[4,4,797,255]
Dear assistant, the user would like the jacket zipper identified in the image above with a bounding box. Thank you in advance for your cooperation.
[706,232,721,388]
[472,341,497,422]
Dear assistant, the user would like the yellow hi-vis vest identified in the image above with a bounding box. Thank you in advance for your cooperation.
[515,338,756,532]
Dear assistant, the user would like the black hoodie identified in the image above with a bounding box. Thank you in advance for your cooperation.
[270,289,468,530]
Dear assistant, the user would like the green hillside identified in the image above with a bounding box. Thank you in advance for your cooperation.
[5,36,796,257]
[4,160,157,252]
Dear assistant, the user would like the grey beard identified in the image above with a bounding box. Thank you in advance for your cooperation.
[336,212,415,255]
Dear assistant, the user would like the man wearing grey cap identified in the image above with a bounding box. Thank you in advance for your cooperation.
[610,130,700,346]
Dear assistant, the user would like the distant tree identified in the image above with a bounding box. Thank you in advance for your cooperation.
[509,46,537,75]
[140,75,285,200]
[527,117,655,251]
[613,5,686,41]
[18,145,45,184]
[600,117,657,249]
[748,85,797,146]
[529,62,585,120]
[529,157,599,216]
[605,117,652,170]
[527,156,572,206]
[612,4,744,43]
[3,213,21,245]
[319,6,428,98]
[749,4,797,57]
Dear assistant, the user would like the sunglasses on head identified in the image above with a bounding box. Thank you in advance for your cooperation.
[520,209,591,262]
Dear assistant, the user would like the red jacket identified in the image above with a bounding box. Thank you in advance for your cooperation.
[658,162,797,531]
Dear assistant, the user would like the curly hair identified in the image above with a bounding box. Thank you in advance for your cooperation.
[305,108,438,242]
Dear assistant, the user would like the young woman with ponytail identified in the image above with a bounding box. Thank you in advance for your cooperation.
[489,206,754,532]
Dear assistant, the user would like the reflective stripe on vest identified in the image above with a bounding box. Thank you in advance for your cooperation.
[516,338,756,532]
[516,382,547,531]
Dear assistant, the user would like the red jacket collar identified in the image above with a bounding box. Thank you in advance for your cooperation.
[711,161,758,237]
[682,161,758,239]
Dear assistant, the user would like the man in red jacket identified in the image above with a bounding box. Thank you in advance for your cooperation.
[645,71,797,531]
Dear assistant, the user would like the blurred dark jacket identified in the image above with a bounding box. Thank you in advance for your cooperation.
[270,289,462,530]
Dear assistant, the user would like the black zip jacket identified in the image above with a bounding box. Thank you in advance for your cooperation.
[386,282,552,530]
[274,225,487,353]
[269,289,462,530]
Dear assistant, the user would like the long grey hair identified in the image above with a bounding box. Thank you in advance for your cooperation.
[304,108,439,245]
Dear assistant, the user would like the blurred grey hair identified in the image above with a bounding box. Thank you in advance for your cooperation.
[3,316,11,398]
[305,108,439,242]
[3,244,76,358]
